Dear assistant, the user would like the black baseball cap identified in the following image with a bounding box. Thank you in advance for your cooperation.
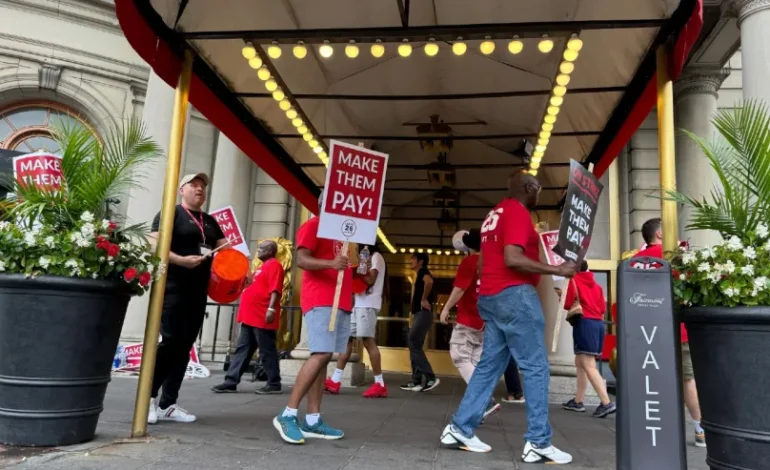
[462,228,481,251]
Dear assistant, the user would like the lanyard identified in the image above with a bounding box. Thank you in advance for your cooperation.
[182,205,206,245]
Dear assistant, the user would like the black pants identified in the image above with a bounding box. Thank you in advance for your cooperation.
[409,309,435,384]
[224,325,281,388]
[504,356,523,396]
[151,284,206,409]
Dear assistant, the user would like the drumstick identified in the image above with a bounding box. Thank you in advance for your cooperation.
[329,240,349,331]
[206,239,232,257]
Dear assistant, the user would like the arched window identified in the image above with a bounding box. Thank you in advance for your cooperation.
[0,101,92,153]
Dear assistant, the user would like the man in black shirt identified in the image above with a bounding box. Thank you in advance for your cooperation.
[400,253,440,392]
[147,172,226,424]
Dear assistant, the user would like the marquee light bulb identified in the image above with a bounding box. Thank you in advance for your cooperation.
[314,146,323,153]
[550,96,564,106]
[452,39,467,56]
[398,40,412,57]
[345,41,359,58]
[371,40,385,58]
[556,74,571,86]
[286,109,298,120]
[530,161,541,169]
[531,155,543,163]
[547,106,560,116]
[257,67,271,81]
[292,118,303,128]
[248,57,263,69]
[298,125,308,134]
[242,43,256,59]
[538,36,554,53]
[427,249,433,254]
[409,248,415,253]
[564,49,579,61]
[533,151,544,158]
[303,133,312,142]
[319,151,327,160]
[535,145,546,153]
[529,169,538,176]
[508,38,523,54]
[560,61,575,74]
[544,114,557,124]
[309,139,319,147]
[267,42,282,59]
[319,41,334,58]
[538,138,549,146]
[293,42,308,59]
[542,122,554,132]
[567,35,584,52]
[539,131,551,139]
[272,89,285,101]
[553,85,567,97]
[480,38,495,55]
[279,99,291,111]
[265,79,278,92]
[425,39,439,57]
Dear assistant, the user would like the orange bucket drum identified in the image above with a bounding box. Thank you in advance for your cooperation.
[208,248,249,304]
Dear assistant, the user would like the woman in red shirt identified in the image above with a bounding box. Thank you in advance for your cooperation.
[561,261,616,418]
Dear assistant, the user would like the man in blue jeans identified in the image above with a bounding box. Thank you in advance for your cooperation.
[440,171,576,465]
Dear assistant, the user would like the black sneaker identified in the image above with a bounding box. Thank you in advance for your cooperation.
[593,401,617,418]
[421,378,440,392]
[255,385,282,395]
[211,383,237,393]
[400,382,423,391]
[562,398,585,412]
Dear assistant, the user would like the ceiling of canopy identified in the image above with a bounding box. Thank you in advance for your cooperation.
[117,0,701,251]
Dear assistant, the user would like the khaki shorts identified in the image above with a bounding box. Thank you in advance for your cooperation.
[681,342,694,381]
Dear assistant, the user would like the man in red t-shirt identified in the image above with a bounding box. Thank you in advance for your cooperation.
[211,240,284,395]
[440,172,576,465]
[273,211,352,445]
[634,218,705,448]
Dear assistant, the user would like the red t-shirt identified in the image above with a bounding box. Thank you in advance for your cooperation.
[633,244,689,344]
[564,271,606,321]
[296,216,353,314]
[454,254,484,331]
[237,258,284,330]
[479,198,541,296]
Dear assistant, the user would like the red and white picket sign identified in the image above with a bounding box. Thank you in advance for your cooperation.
[539,230,566,282]
[210,205,250,256]
[12,151,63,191]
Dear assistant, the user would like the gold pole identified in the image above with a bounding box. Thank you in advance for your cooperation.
[131,50,194,438]
[655,46,679,254]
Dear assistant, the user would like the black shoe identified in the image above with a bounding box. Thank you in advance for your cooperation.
[211,383,237,393]
[593,401,617,418]
[562,398,585,412]
[421,378,440,392]
[399,382,423,391]
[255,385,282,395]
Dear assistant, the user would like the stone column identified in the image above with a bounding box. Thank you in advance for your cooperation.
[727,0,770,102]
[199,133,255,360]
[674,67,729,248]
[120,71,191,342]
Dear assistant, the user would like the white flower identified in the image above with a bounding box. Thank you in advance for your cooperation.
[697,263,711,273]
[726,236,743,251]
[742,265,755,276]
[43,236,55,249]
[682,253,697,265]
[679,274,686,280]
[723,286,739,297]
[92,273,99,279]
[157,263,167,275]
[38,257,51,269]
[80,211,94,223]
[145,264,154,274]
[723,260,736,274]
[707,271,721,284]
[765,241,770,252]
[700,247,715,259]
[0,261,5,272]
[80,223,95,237]
[70,268,81,276]
[752,289,759,297]
[101,219,111,230]
[744,246,757,260]
[108,261,114,266]
[65,259,78,268]
[24,232,36,247]
[758,223,769,239]
[755,277,769,290]
[98,257,105,262]
[0,221,10,231]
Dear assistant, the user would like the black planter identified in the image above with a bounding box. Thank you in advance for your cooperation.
[0,274,130,446]
[683,306,770,470]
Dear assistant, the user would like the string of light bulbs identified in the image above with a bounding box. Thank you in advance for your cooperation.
[398,248,463,256]
[527,34,583,177]
[243,35,560,60]
[241,42,398,253]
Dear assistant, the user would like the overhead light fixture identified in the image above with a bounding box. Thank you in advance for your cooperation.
[538,138,549,146]
[567,34,584,52]
[538,35,554,53]
[272,89,285,101]
[400,248,406,253]
[265,79,278,92]
[286,109,298,120]
[553,85,567,97]
[298,125,308,134]
[257,67,271,81]
[535,145,546,153]
[425,39,439,57]
[309,139,319,147]
[564,49,579,61]
[544,115,557,124]
[267,42,282,59]
[530,161,541,169]
[345,40,359,58]
[418,248,424,253]
[550,96,564,106]
[560,61,575,74]
[533,151,544,158]
[398,39,412,57]
[454,250,460,255]
[409,248,415,253]
[531,155,543,163]
[452,38,467,56]
[292,117,303,127]
[313,146,323,153]
[539,131,551,139]
[547,106,560,116]
[303,133,312,141]
[293,42,308,59]
[508,36,524,54]
[529,169,538,176]
[556,74,571,86]
[319,41,334,58]
[542,123,554,132]
[279,99,291,111]
[371,39,385,58]
[248,57,263,69]
[242,42,257,59]
[480,37,495,55]
[427,249,433,254]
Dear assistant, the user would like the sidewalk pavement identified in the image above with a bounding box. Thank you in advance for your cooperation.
[1,371,708,469]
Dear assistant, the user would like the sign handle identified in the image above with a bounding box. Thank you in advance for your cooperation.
[551,278,570,352]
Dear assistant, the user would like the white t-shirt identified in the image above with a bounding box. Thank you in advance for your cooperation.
[354,251,385,309]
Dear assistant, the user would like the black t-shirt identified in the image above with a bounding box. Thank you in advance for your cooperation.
[151,205,225,288]
[411,267,435,314]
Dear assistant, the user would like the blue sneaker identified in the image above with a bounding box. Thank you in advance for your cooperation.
[273,414,305,444]
[300,417,344,440]
[562,398,585,412]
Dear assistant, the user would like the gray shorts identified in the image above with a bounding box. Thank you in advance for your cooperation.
[306,307,351,354]
[351,307,378,338]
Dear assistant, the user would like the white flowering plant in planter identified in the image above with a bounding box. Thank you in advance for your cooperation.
[0,119,163,295]
[668,100,770,308]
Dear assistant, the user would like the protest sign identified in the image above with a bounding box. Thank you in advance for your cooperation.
[12,151,63,191]
[553,160,604,265]
[210,206,250,256]
[539,230,565,283]
[318,140,389,245]
[112,342,209,379]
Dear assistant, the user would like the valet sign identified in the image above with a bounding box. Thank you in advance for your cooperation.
[318,140,389,244]
[13,151,63,191]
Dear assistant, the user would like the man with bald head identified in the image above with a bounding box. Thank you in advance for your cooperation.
[211,239,284,395]
[440,171,577,465]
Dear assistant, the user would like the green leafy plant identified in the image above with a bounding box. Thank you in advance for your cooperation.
[0,119,163,295]
[669,100,770,307]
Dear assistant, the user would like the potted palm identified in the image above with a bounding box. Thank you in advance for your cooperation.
[0,120,161,446]
[668,100,770,469]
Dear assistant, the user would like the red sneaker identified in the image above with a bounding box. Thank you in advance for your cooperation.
[324,378,341,394]
[362,383,388,398]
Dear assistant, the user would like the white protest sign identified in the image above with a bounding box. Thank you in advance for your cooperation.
[210,205,250,257]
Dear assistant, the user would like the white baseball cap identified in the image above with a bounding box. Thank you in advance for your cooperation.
[179,173,210,189]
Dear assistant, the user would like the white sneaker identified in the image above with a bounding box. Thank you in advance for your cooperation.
[440,424,491,453]
[521,441,573,464]
[147,398,158,425]
[157,404,197,423]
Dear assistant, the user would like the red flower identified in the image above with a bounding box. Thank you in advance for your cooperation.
[107,244,120,257]
[123,267,138,282]
[96,236,109,250]
[139,272,152,287]
[108,221,117,232]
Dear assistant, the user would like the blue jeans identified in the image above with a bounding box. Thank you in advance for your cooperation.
[451,284,552,447]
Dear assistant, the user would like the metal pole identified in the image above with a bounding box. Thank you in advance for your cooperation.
[131,50,194,438]
[655,46,679,255]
